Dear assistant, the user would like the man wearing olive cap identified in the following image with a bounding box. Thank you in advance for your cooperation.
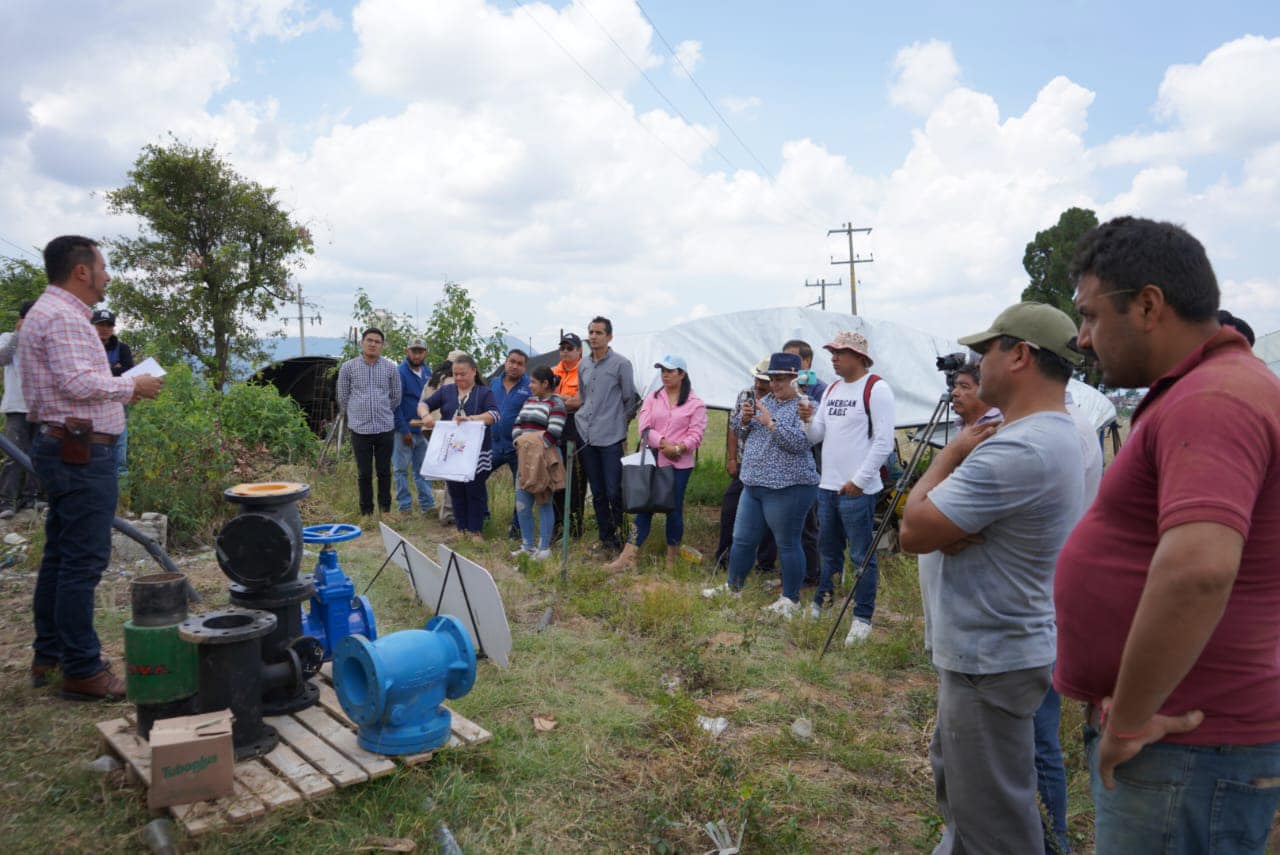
[899,302,1086,854]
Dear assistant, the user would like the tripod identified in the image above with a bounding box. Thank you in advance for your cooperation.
[819,391,953,659]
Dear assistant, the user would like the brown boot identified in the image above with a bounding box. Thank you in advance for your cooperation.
[607,543,640,571]
[60,667,126,702]
[666,546,680,568]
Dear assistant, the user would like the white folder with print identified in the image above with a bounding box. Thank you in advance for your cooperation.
[421,419,485,483]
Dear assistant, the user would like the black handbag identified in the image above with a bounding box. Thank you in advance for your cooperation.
[621,429,676,514]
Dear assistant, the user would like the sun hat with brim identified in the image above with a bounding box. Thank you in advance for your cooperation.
[654,354,687,372]
[823,330,873,366]
[766,352,802,375]
[752,357,771,382]
[957,302,1084,366]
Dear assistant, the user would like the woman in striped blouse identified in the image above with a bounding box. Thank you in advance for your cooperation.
[511,366,566,558]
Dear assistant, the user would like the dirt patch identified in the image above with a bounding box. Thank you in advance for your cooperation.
[700,688,781,715]
[707,631,743,647]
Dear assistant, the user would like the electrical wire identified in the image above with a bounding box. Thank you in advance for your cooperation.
[0,231,40,261]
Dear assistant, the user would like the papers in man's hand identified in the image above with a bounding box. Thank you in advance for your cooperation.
[124,357,166,378]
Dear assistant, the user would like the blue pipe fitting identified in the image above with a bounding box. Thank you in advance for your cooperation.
[301,524,376,660]
[333,615,477,755]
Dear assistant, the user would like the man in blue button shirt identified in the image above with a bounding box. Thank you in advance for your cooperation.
[488,348,530,537]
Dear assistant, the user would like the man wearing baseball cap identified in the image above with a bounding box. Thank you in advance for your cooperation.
[900,302,1086,853]
[91,308,134,478]
[798,331,895,644]
[552,332,587,538]
[392,338,435,515]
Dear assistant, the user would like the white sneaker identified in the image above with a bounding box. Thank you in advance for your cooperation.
[701,582,737,599]
[844,618,872,645]
[762,597,800,620]
[807,602,823,621]
[532,548,552,561]
[510,547,530,558]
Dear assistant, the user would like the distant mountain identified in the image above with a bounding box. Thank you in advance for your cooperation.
[264,336,350,361]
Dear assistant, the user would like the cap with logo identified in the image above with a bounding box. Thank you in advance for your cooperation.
[91,309,116,326]
[559,333,582,349]
[957,302,1083,366]
[407,338,427,351]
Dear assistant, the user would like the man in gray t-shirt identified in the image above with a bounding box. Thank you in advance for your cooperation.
[900,302,1085,855]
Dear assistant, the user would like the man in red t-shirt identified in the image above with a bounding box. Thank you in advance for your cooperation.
[1055,216,1280,852]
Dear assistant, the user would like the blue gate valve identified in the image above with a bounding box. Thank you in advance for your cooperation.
[301,524,377,661]
[333,615,477,755]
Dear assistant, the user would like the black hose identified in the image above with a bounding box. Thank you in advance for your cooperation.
[0,431,200,603]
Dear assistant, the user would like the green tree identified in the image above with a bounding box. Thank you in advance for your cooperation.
[104,140,314,389]
[341,281,508,374]
[1021,206,1101,386]
[421,281,508,373]
[0,257,48,329]
[1020,206,1098,320]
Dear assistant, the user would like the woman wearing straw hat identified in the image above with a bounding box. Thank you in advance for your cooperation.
[703,352,819,619]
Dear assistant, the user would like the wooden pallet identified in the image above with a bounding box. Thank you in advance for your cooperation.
[97,666,491,837]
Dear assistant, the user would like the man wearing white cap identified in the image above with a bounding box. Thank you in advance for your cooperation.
[798,331,895,643]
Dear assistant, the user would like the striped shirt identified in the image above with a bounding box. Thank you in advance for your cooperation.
[18,286,134,434]
[336,355,401,435]
[512,395,566,447]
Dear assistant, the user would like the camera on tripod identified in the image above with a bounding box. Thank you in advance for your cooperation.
[935,352,971,390]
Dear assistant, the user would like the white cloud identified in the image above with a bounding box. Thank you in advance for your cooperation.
[721,95,761,116]
[2,5,1279,352]
[1096,35,1280,165]
[888,39,960,116]
[672,39,703,76]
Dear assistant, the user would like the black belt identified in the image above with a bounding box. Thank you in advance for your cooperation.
[40,424,118,445]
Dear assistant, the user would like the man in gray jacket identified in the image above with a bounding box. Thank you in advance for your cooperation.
[0,300,38,518]
[337,327,401,516]
[573,316,637,553]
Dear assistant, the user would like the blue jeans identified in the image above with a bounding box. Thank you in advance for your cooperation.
[727,482,817,603]
[515,488,554,551]
[814,488,879,619]
[581,441,624,546]
[30,433,118,679]
[1034,686,1069,853]
[1085,726,1280,854]
[115,418,129,478]
[393,432,436,511]
[632,466,692,547]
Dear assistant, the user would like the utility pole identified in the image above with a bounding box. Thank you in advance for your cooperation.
[296,282,306,356]
[804,278,841,310]
[828,223,874,315]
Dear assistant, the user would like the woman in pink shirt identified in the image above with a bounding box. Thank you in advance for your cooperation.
[609,355,707,570]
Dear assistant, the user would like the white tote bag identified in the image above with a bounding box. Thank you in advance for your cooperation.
[421,420,486,483]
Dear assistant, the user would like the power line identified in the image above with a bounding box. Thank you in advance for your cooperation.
[510,0,699,173]
[0,231,40,261]
[633,0,829,230]
[576,0,739,173]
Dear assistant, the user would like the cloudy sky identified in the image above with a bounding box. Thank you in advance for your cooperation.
[2,0,1278,351]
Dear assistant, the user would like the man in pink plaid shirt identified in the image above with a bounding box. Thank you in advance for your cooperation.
[19,236,163,701]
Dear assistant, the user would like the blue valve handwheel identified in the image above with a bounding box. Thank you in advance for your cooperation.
[302,523,363,544]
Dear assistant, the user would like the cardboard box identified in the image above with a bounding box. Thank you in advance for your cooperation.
[148,710,235,809]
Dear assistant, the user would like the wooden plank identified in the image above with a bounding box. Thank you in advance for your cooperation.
[221,778,267,824]
[447,708,492,746]
[295,706,396,779]
[266,715,367,787]
[399,748,436,766]
[234,759,301,810]
[261,743,334,798]
[95,719,225,836]
[316,681,356,729]
[320,662,333,682]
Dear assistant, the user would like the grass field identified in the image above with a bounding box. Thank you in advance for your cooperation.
[0,412,1107,853]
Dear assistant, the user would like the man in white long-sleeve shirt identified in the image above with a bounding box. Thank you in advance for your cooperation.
[799,330,895,644]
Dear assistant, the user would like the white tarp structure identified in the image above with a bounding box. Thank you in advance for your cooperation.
[1256,330,1280,377]
[608,307,1117,429]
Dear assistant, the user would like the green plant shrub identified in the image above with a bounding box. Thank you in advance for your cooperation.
[127,365,319,541]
